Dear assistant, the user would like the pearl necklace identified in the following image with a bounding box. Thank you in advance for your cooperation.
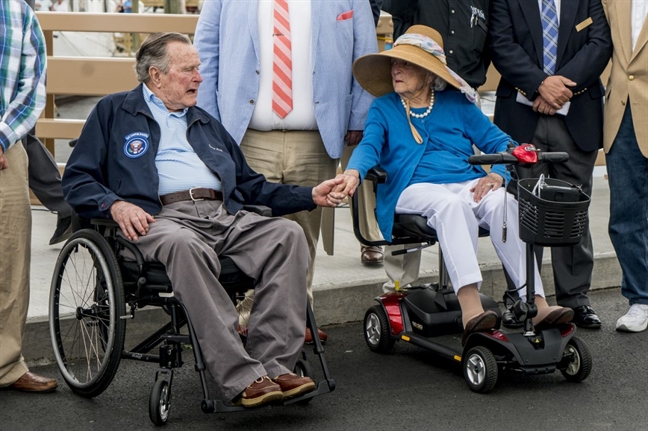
[401,89,435,119]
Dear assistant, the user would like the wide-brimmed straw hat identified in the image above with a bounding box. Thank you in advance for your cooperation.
[353,25,461,98]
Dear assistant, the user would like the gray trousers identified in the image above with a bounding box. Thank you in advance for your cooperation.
[129,200,308,400]
[515,115,597,308]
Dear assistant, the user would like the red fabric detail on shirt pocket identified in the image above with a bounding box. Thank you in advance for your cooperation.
[336,10,354,21]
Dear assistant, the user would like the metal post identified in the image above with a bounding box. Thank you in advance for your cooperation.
[164,0,182,14]
[523,242,536,334]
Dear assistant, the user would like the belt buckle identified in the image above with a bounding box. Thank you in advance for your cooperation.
[189,187,204,202]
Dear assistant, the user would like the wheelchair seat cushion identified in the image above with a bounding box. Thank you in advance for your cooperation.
[120,255,254,292]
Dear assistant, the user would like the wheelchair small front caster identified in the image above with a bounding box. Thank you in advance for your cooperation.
[149,379,171,426]
[201,399,215,413]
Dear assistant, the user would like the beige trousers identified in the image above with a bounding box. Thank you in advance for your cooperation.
[0,142,31,386]
[240,129,338,305]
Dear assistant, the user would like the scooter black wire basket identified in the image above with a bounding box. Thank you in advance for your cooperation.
[517,177,590,246]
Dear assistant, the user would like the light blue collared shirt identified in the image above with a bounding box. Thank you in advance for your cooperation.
[142,85,222,196]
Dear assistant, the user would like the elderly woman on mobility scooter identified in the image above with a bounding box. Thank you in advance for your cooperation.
[335,25,573,344]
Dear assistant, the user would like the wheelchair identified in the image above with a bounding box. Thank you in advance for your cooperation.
[48,206,335,426]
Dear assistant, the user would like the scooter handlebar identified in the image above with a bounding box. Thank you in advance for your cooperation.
[538,152,570,163]
[468,151,570,166]
[468,153,518,165]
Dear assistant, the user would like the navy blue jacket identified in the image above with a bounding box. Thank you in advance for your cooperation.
[62,84,316,219]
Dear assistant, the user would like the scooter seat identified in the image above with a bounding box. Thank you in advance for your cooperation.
[392,214,490,243]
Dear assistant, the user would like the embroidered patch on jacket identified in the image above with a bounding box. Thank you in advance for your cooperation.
[123,132,150,158]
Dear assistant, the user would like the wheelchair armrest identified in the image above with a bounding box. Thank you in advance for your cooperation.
[365,166,387,184]
[243,205,272,217]
[90,218,118,228]
[351,166,391,247]
[90,218,147,267]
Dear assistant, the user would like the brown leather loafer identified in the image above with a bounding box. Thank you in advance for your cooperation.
[535,307,574,330]
[237,376,283,408]
[272,373,316,399]
[10,372,57,393]
[462,310,498,345]
[304,327,328,344]
[361,245,384,266]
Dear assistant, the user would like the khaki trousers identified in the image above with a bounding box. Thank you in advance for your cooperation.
[0,142,31,386]
[240,129,338,305]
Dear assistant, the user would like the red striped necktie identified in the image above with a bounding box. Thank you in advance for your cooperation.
[272,0,293,119]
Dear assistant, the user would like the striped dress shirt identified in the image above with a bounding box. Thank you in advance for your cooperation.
[0,0,46,152]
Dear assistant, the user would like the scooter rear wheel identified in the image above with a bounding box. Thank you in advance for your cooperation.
[463,346,498,393]
[364,305,395,353]
[560,337,592,382]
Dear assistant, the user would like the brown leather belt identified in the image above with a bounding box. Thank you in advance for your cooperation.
[160,188,223,205]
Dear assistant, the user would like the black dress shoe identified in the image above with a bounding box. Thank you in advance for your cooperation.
[571,305,602,329]
[501,304,524,329]
[49,216,73,245]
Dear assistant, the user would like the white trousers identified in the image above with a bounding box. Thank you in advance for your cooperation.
[395,179,544,298]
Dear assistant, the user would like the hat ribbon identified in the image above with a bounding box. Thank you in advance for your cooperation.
[394,34,478,104]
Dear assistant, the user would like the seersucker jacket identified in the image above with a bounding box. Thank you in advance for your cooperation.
[193,0,378,159]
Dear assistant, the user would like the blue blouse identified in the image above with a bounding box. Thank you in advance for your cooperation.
[347,89,515,240]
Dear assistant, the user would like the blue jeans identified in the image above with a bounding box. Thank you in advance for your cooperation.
[607,104,648,305]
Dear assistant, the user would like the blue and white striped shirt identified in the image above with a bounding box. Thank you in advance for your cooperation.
[0,0,46,152]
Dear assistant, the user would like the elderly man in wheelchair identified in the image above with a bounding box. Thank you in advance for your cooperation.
[61,32,343,411]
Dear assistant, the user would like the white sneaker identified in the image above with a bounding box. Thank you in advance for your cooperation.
[616,304,648,332]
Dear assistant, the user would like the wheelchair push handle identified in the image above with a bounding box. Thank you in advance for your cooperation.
[468,143,570,166]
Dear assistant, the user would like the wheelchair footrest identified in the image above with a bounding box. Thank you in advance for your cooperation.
[209,379,336,413]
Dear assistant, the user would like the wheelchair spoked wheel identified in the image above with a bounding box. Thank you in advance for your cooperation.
[149,378,171,426]
[49,229,126,398]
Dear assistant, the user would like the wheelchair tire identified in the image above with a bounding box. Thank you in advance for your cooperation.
[149,378,171,426]
[49,229,126,398]
[364,305,395,353]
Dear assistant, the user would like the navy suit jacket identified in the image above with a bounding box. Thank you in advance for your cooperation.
[490,0,612,151]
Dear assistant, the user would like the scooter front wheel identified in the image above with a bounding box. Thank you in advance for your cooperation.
[364,305,395,353]
[463,346,498,393]
[560,337,592,382]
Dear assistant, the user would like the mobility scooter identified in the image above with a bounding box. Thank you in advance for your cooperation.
[353,144,593,393]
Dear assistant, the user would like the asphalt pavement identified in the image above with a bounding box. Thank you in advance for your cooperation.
[2,288,646,431]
